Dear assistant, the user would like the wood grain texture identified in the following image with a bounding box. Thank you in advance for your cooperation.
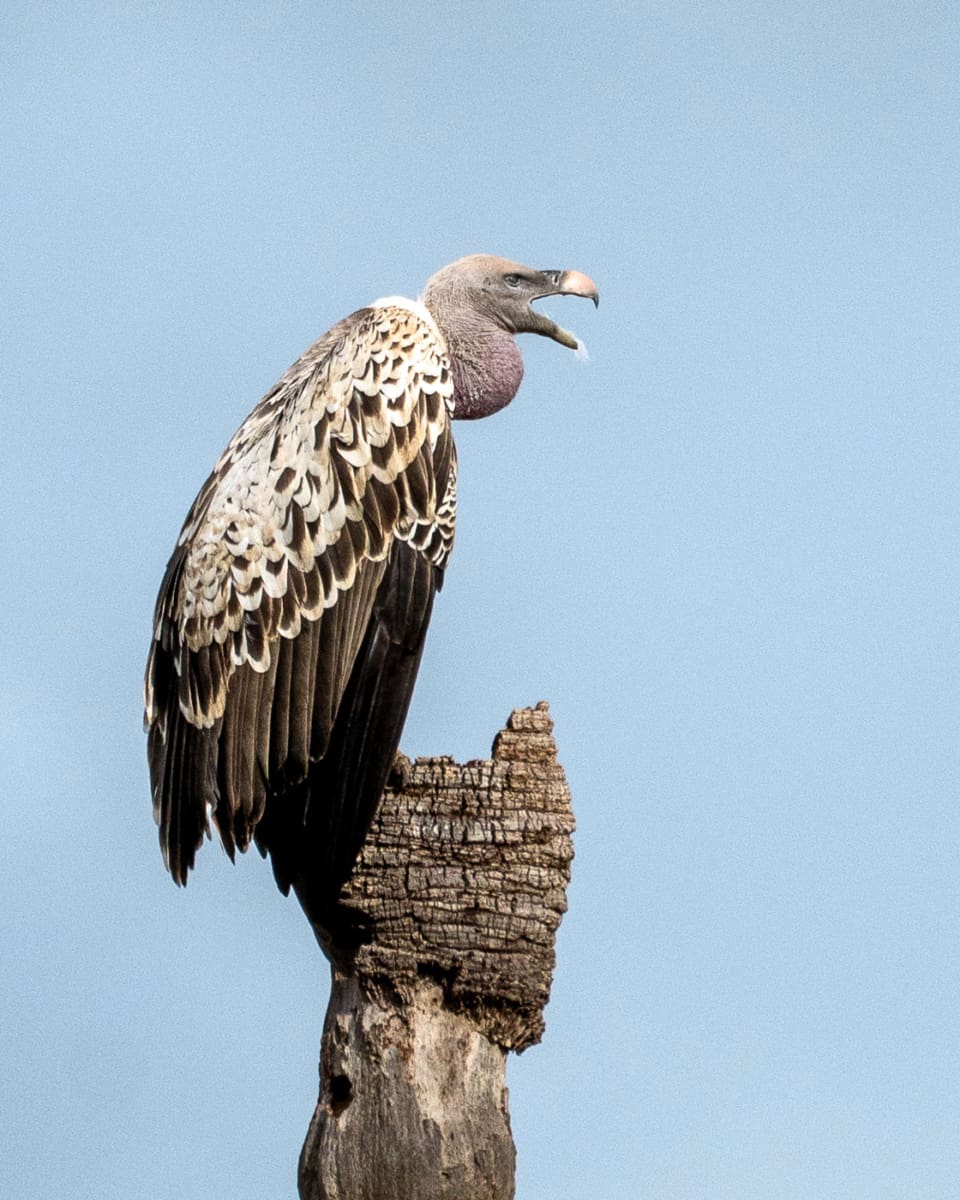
[297,703,574,1200]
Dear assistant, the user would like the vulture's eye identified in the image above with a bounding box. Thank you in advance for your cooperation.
[504,273,522,288]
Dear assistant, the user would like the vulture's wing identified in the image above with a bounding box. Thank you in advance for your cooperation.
[144,302,456,896]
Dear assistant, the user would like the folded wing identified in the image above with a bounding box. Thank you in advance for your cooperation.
[144,303,456,899]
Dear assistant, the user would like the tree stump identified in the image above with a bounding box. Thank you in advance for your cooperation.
[296,702,575,1200]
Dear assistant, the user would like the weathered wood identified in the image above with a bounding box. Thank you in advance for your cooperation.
[296,702,575,1200]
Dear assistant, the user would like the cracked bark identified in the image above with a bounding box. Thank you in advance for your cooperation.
[295,702,575,1200]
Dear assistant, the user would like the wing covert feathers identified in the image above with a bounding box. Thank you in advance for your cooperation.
[145,304,456,889]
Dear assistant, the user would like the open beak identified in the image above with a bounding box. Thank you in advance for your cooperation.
[530,268,600,349]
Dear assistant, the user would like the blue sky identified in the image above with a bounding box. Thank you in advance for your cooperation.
[2,3,959,1197]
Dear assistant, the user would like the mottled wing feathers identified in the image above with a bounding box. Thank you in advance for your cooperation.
[145,303,456,888]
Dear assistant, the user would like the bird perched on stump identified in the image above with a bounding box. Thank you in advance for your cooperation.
[144,254,598,914]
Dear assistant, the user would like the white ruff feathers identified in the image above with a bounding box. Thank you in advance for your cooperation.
[372,295,441,338]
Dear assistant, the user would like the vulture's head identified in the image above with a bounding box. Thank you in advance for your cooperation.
[421,254,599,419]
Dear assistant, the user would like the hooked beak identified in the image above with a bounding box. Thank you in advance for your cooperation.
[529,268,600,349]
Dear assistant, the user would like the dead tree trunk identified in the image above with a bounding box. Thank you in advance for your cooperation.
[295,702,575,1200]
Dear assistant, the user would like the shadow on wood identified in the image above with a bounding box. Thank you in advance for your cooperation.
[296,702,575,1200]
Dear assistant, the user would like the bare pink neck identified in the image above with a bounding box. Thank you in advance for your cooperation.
[447,329,524,421]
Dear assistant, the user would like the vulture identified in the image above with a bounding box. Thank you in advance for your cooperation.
[144,254,598,914]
